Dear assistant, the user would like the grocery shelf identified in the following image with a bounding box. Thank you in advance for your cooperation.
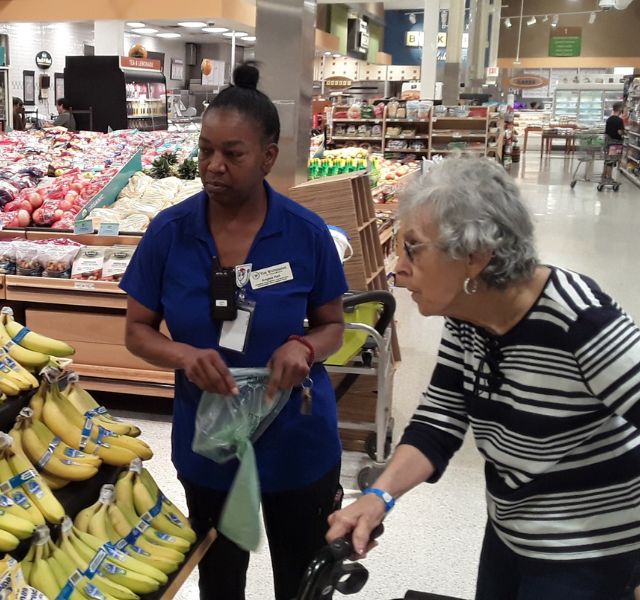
[332,118,383,123]
[72,364,175,397]
[332,136,383,141]
[626,155,639,164]
[621,168,640,188]
[629,143,640,152]
[385,119,429,123]
[627,131,640,138]
[431,116,487,121]
[384,135,430,139]
[431,133,486,139]
[385,148,429,154]
[4,275,127,309]
[378,228,393,245]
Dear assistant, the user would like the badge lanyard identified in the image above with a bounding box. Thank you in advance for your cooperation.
[219,263,255,354]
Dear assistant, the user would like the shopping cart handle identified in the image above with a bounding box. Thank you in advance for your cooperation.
[295,525,384,600]
[343,291,396,335]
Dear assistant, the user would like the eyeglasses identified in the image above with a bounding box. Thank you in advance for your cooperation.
[403,240,428,263]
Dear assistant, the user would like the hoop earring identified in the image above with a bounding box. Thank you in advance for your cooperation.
[463,277,478,295]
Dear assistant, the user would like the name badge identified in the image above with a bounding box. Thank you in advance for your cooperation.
[250,262,293,290]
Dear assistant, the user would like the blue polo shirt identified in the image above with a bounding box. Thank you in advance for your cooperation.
[120,182,348,492]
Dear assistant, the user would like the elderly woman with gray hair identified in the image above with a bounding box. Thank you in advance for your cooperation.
[326,157,640,600]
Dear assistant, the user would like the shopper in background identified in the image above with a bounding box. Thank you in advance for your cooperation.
[12,97,25,131]
[52,98,76,131]
[121,62,347,600]
[327,156,640,600]
[604,101,625,179]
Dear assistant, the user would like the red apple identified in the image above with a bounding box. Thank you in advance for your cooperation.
[59,199,73,212]
[19,199,34,214]
[3,199,22,213]
[32,208,45,225]
[17,209,31,227]
[37,188,48,198]
[27,192,43,209]
[69,182,84,193]
[64,190,79,203]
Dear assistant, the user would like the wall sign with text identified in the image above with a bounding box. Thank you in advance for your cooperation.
[549,27,582,57]
[35,51,52,69]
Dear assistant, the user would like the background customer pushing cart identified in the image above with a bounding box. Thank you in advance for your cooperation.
[604,101,625,180]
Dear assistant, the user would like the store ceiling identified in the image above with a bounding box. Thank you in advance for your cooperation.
[128,19,255,46]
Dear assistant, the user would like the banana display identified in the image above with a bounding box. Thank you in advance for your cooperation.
[0,307,74,379]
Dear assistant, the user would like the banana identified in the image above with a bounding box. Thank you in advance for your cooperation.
[20,541,37,583]
[1,309,74,357]
[0,353,38,389]
[0,509,35,540]
[0,528,19,553]
[0,318,49,370]
[88,503,116,543]
[0,360,30,394]
[41,387,138,467]
[0,434,65,524]
[71,527,167,586]
[132,473,196,544]
[0,456,45,527]
[140,469,194,536]
[0,375,21,397]
[107,504,185,565]
[28,385,46,421]
[75,501,101,533]
[64,384,141,438]
[40,471,69,491]
[52,537,138,600]
[28,542,60,600]
[30,419,101,469]
[114,471,190,553]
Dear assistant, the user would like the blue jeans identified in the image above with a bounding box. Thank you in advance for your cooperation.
[475,521,640,600]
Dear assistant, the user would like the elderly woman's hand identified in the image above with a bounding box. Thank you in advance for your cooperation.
[326,495,386,557]
[266,340,311,399]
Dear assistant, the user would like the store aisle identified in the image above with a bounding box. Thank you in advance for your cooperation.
[117,154,640,600]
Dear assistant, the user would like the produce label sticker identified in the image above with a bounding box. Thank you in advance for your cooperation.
[98,222,120,236]
[74,219,94,235]
[250,262,293,290]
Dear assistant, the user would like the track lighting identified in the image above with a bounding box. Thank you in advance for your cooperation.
[551,14,559,27]
[589,11,597,23]
[504,17,512,28]
[527,15,537,26]
[542,15,549,22]
[409,12,417,24]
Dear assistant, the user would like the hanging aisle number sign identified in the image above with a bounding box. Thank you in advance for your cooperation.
[35,51,52,69]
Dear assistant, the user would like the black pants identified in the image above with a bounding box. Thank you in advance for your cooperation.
[181,464,342,600]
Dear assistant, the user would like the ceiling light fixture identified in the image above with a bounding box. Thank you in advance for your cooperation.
[542,15,549,22]
[157,32,181,38]
[131,28,158,35]
[589,11,597,24]
[527,15,536,26]
[409,12,417,24]
[177,21,207,28]
[333,53,341,58]
[223,31,248,37]
[551,14,559,27]
[323,51,332,56]
[504,17,512,27]
[241,35,256,42]
[202,27,229,33]
[126,22,146,28]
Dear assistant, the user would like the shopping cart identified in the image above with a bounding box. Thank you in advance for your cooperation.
[325,290,396,491]
[295,525,466,600]
[570,131,605,188]
[597,136,623,192]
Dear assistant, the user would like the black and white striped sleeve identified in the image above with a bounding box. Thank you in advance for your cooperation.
[573,304,640,428]
[400,319,470,482]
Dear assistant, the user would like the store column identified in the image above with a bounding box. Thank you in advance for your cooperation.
[467,0,489,86]
[94,21,125,56]
[255,0,315,191]
[442,0,465,105]
[420,0,440,101]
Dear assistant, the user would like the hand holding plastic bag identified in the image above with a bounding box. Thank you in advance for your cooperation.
[192,368,291,550]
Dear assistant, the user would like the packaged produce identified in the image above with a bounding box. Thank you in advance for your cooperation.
[396,102,407,119]
[38,243,82,279]
[360,102,374,119]
[14,242,42,277]
[71,246,107,280]
[406,100,420,120]
[347,103,362,119]
[387,99,399,118]
[418,100,432,120]
[101,245,136,282]
[0,239,19,275]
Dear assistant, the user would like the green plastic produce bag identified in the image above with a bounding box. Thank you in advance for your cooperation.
[192,368,291,551]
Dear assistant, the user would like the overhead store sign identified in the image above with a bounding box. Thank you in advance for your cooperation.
[35,51,52,69]
[508,74,550,89]
[325,77,353,89]
[119,57,161,71]
[549,27,582,57]
[406,31,423,47]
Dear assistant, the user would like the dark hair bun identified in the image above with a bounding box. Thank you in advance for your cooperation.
[233,62,260,90]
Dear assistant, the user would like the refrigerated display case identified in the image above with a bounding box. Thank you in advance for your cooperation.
[553,83,623,126]
[64,56,168,133]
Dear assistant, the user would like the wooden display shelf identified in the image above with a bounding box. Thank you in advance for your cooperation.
[332,136,383,141]
[5,276,127,309]
[72,364,174,397]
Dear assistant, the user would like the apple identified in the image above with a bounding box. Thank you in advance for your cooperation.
[32,208,45,225]
[19,199,34,214]
[27,192,43,209]
[70,182,84,193]
[3,199,22,213]
[37,188,48,198]
[17,209,31,227]
[64,190,79,203]
[53,209,65,221]
[59,199,73,212]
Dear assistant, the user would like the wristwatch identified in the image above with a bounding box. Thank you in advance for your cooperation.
[362,487,396,513]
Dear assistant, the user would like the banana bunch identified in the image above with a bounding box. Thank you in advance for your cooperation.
[0,554,48,600]
[10,408,101,490]
[0,349,38,398]
[34,374,152,467]
[75,484,185,575]
[0,432,65,526]
[57,516,168,595]
[0,307,74,371]
[114,460,196,553]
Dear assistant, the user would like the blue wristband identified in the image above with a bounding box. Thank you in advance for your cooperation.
[362,487,395,512]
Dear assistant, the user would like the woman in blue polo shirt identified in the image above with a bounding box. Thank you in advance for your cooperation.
[120,62,348,600]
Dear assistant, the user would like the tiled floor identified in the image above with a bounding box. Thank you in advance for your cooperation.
[113,153,640,600]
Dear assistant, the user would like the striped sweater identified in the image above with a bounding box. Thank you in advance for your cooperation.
[400,267,640,560]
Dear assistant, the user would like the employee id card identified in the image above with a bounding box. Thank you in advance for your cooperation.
[219,270,255,353]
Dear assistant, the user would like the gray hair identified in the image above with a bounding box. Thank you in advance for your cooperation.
[398,156,539,289]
